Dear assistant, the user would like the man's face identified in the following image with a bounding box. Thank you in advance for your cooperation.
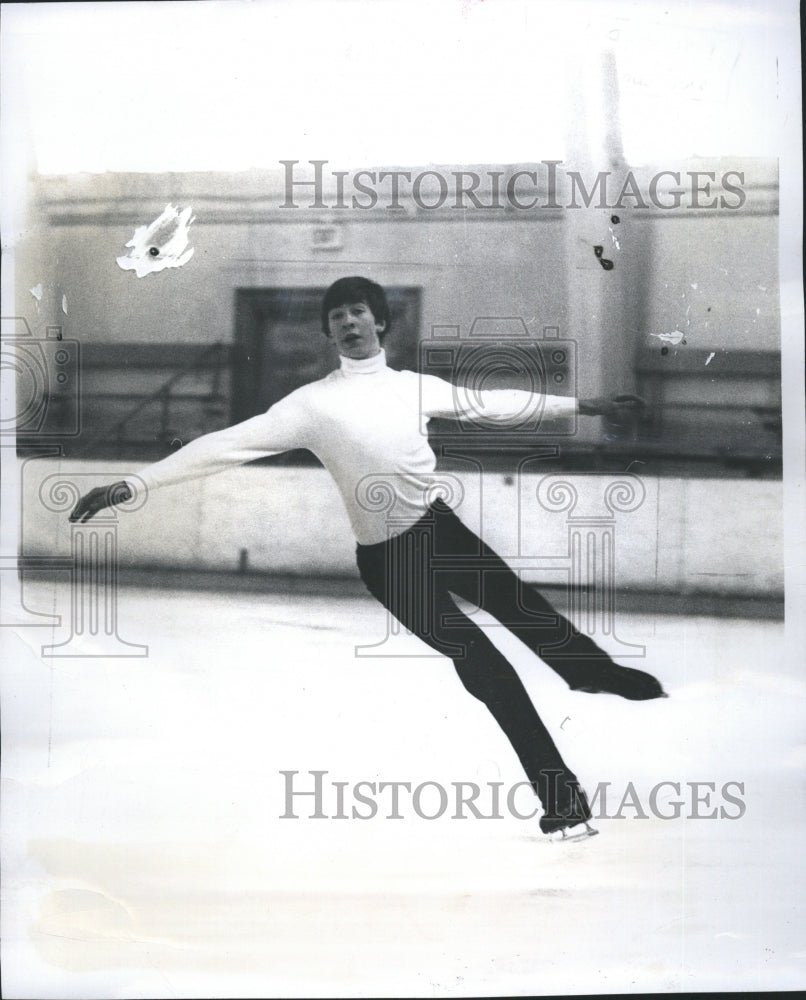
[327,300,385,359]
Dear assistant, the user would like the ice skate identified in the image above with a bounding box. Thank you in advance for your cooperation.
[546,820,599,842]
[566,661,668,701]
[539,777,598,840]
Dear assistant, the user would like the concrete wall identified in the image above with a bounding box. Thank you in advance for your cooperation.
[15,161,778,443]
[18,459,783,598]
[10,163,783,600]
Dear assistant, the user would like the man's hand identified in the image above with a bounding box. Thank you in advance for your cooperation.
[69,481,133,523]
[578,394,647,424]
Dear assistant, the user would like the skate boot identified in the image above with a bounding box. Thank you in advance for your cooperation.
[565,661,667,701]
[538,772,599,841]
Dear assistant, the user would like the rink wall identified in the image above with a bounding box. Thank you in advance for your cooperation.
[15,161,781,462]
[17,459,783,599]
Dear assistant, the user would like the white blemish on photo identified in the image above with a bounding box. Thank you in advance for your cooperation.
[30,283,43,301]
[650,330,686,345]
[117,204,195,277]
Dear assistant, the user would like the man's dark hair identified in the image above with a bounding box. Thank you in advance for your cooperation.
[321,276,391,340]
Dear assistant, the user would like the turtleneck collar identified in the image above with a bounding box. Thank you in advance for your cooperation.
[339,348,388,376]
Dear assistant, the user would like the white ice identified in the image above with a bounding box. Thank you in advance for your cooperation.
[1,582,804,998]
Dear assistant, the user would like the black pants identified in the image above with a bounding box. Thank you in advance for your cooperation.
[356,500,618,810]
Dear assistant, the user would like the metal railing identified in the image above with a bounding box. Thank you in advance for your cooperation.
[75,342,228,457]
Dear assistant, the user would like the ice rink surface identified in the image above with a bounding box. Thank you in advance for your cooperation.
[2,581,804,998]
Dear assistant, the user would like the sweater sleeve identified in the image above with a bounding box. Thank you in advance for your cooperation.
[124,391,310,495]
[417,373,578,424]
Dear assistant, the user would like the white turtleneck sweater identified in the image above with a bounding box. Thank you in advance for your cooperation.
[126,350,578,544]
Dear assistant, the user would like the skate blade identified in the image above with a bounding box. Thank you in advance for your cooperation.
[549,822,599,843]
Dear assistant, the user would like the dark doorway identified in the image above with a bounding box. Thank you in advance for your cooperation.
[233,286,422,425]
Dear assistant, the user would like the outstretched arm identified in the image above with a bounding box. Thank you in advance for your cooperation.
[577,393,647,423]
[419,375,645,426]
[69,393,309,523]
